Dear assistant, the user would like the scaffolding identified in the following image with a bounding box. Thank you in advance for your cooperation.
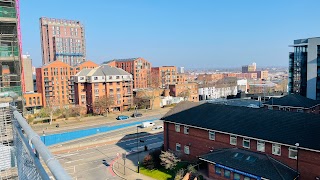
[0,0,23,98]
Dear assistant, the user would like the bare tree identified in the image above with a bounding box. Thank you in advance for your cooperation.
[178,89,191,101]
[71,105,86,119]
[93,95,114,116]
[45,96,60,125]
[160,151,180,170]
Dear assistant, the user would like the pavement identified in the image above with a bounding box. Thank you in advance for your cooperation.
[113,151,156,180]
[31,107,171,135]
[50,127,163,180]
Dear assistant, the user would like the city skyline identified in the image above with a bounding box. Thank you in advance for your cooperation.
[21,1,320,68]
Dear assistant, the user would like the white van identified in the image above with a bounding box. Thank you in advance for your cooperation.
[141,122,155,128]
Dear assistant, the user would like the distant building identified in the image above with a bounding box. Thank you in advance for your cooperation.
[40,17,86,66]
[237,79,248,93]
[23,92,42,114]
[176,73,187,84]
[36,60,98,107]
[288,37,320,100]
[22,55,33,92]
[263,94,320,114]
[178,67,185,74]
[151,66,177,88]
[198,78,238,100]
[74,65,133,112]
[106,57,151,89]
[197,73,224,83]
[242,62,256,73]
[169,82,198,102]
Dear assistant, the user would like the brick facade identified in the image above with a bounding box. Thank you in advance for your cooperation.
[164,122,320,179]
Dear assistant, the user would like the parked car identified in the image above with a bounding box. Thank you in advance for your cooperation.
[131,113,142,118]
[152,125,163,131]
[141,122,155,128]
[116,115,130,120]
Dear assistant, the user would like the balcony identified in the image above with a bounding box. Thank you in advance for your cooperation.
[0,6,16,22]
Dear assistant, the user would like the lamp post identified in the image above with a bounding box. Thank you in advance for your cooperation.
[137,126,140,173]
[295,142,299,179]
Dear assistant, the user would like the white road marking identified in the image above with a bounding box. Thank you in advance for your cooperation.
[66,158,84,164]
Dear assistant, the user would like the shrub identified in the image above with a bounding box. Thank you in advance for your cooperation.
[150,149,162,168]
[160,151,180,170]
[174,168,185,180]
[143,154,155,170]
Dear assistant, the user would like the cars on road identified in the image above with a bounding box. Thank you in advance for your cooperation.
[152,125,163,130]
[131,113,143,118]
[141,122,155,128]
[116,115,130,120]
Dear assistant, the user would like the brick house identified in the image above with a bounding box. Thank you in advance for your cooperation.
[161,102,320,180]
[263,94,320,114]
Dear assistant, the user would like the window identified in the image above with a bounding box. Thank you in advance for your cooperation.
[176,143,181,151]
[244,177,250,180]
[268,106,273,110]
[175,124,180,132]
[94,77,98,80]
[234,173,240,180]
[230,135,237,145]
[272,144,281,156]
[243,138,250,149]
[224,170,231,178]
[215,166,221,175]
[297,109,303,113]
[257,141,265,152]
[289,147,297,159]
[209,131,215,140]
[184,146,190,154]
[184,126,189,134]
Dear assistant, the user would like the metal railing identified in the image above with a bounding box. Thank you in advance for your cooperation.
[0,92,72,180]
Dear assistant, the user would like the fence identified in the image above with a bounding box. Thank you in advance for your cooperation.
[0,92,71,180]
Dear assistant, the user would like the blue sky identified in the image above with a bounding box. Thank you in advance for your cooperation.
[20,0,320,68]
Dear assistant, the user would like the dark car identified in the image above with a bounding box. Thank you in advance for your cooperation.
[116,115,130,120]
[131,113,142,118]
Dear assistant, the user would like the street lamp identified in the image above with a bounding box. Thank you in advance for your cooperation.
[295,142,300,179]
[136,126,144,173]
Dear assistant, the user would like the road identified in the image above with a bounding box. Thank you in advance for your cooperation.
[52,128,163,180]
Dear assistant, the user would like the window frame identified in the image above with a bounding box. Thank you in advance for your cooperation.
[215,166,221,175]
[268,106,273,110]
[243,138,250,149]
[272,143,281,156]
[209,131,215,140]
[224,169,231,179]
[230,135,237,145]
[175,124,180,132]
[184,145,190,154]
[257,140,265,152]
[288,147,297,159]
[176,143,181,151]
[184,126,189,134]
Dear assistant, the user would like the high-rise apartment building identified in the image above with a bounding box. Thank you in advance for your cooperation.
[0,0,23,96]
[36,60,97,107]
[40,17,86,66]
[22,55,33,92]
[106,57,151,89]
[242,62,256,73]
[289,37,320,100]
[151,66,177,88]
[74,64,133,113]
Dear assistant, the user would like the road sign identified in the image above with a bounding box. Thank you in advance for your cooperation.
[122,153,126,160]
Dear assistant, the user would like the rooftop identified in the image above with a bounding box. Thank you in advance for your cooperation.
[264,94,320,108]
[161,102,320,151]
[200,148,297,180]
[103,58,140,64]
[75,64,131,77]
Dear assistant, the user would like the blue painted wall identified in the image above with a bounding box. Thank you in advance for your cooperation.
[40,119,157,146]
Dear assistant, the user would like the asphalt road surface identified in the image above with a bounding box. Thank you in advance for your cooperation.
[54,131,163,180]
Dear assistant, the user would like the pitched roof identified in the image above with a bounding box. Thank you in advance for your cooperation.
[75,64,131,77]
[103,58,139,64]
[264,94,320,108]
[200,148,297,180]
[161,102,320,151]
